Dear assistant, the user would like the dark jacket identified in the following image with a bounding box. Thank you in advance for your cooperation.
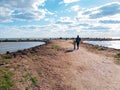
[76,37,81,43]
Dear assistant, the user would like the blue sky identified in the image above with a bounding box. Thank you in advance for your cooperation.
[0,0,120,38]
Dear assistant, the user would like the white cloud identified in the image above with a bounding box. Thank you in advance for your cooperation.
[83,2,120,19]
[99,14,120,21]
[71,5,80,11]
[0,25,69,38]
[63,0,79,4]
[0,7,12,16]
[57,17,75,23]
[12,9,47,21]
[0,7,13,22]
[0,0,53,21]
[0,0,45,10]
[32,0,45,10]
[76,2,120,33]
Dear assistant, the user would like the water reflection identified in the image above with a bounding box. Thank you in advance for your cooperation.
[84,41,120,49]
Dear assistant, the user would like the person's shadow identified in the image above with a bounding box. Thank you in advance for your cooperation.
[64,49,74,53]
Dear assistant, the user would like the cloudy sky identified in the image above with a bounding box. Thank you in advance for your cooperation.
[0,0,120,38]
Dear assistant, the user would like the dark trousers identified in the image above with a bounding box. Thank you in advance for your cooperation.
[76,42,80,49]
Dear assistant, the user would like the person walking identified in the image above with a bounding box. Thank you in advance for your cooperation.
[75,35,81,49]
[73,38,76,50]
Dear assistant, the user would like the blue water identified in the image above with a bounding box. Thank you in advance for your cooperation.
[84,41,120,49]
[0,38,44,40]
[0,42,45,54]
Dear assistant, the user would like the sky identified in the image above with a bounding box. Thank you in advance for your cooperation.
[0,0,120,38]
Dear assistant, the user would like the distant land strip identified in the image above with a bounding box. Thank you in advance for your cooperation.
[0,38,120,42]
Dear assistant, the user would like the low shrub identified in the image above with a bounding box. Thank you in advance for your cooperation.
[114,53,120,61]
[0,68,14,90]
[51,44,59,50]
[1,54,12,59]
[30,77,38,86]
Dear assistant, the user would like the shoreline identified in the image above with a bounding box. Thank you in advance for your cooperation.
[0,40,120,62]
[82,42,120,52]
[81,42,120,60]
[0,39,120,55]
[0,40,45,42]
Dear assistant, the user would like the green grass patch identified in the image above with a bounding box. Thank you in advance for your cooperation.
[0,67,14,90]
[30,77,38,86]
[1,54,12,59]
[25,87,30,90]
[0,54,12,64]
[114,53,120,61]
[38,71,43,77]
[97,47,106,51]
[19,79,24,84]
[51,44,59,50]
[0,59,10,64]
[22,73,30,81]
[92,46,106,51]
[22,73,38,86]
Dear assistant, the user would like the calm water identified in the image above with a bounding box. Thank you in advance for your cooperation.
[0,42,45,54]
[84,41,120,49]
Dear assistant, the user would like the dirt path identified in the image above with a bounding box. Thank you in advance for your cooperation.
[53,40,120,90]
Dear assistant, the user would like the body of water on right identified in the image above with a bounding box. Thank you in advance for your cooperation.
[83,40,120,49]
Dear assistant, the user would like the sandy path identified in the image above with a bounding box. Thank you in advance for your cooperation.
[54,40,120,90]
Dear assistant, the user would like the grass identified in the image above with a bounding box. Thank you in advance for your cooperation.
[25,87,30,90]
[19,80,24,84]
[38,71,43,77]
[92,46,106,51]
[0,54,12,64]
[1,54,12,59]
[30,77,38,86]
[0,59,10,65]
[114,53,120,61]
[51,44,59,50]
[0,67,14,90]
[22,73,38,86]
[97,47,106,51]
[22,73,30,81]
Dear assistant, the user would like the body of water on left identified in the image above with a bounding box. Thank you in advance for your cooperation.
[0,42,45,54]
